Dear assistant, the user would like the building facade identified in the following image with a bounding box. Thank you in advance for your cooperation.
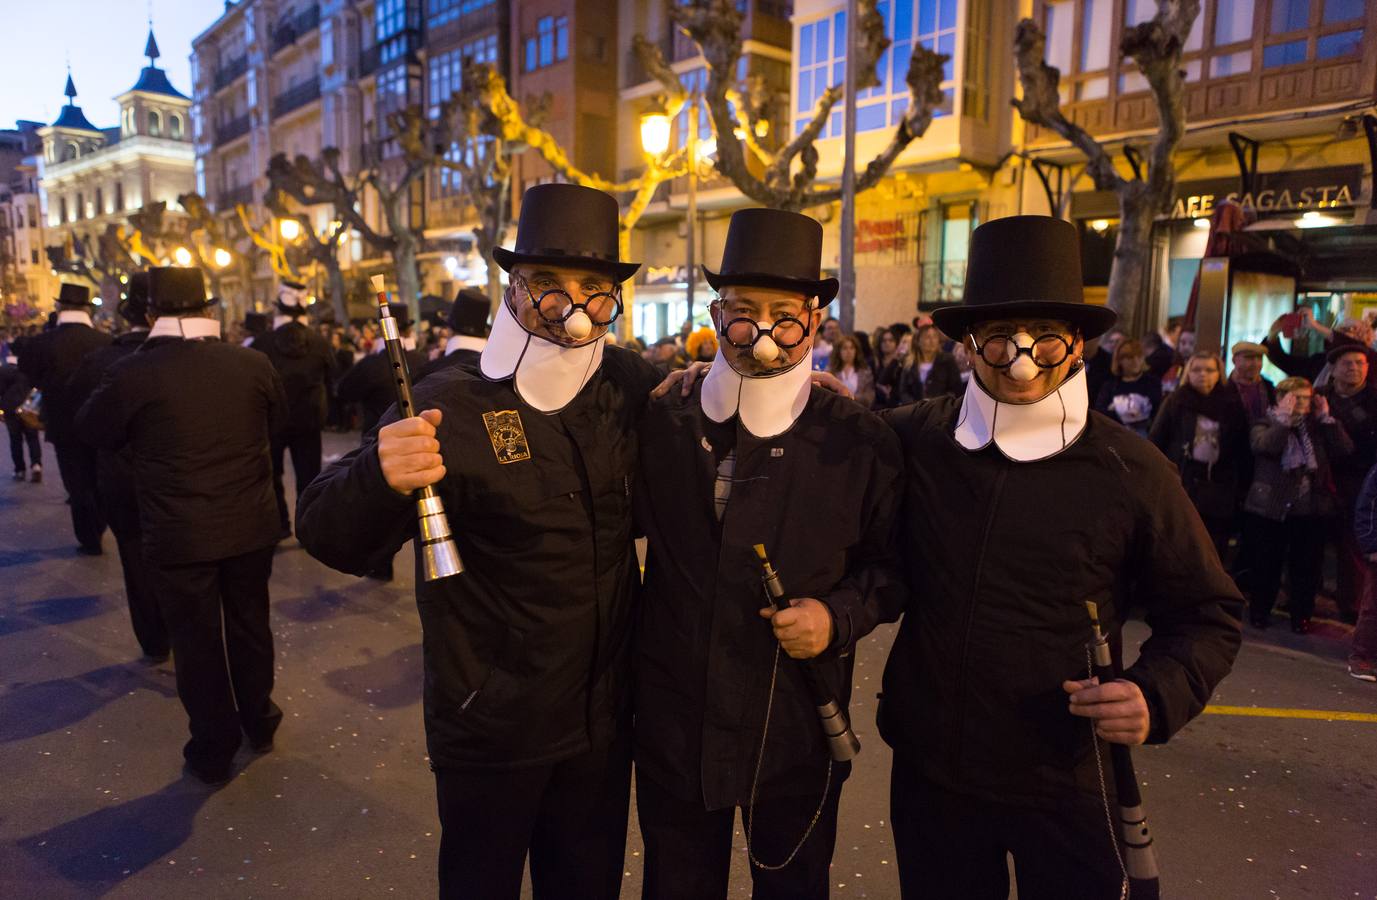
[0,123,59,314]
[37,32,196,301]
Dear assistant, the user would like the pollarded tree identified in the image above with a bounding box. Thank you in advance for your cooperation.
[1012,0,1200,319]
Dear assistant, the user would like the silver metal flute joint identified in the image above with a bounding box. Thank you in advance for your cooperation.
[414,493,463,581]
[816,700,862,761]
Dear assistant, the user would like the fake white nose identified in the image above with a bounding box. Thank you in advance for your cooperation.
[564,309,593,341]
[753,334,781,363]
[1009,355,1040,382]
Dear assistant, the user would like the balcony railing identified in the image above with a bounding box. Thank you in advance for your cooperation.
[271,5,322,55]
[214,113,252,147]
[213,56,249,92]
[217,183,256,210]
[271,78,321,118]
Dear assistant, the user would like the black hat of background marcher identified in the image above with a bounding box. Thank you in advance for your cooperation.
[276,278,309,316]
[492,183,641,283]
[1326,342,1377,365]
[118,272,150,326]
[449,287,490,337]
[56,283,93,308]
[148,266,214,314]
[703,208,839,304]
[930,216,1118,340]
[244,311,270,334]
[390,302,413,329]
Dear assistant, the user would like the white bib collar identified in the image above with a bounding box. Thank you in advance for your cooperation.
[446,334,487,356]
[700,348,814,439]
[149,317,223,341]
[57,309,93,327]
[479,299,605,414]
[371,335,416,354]
[954,365,1090,462]
[273,314,301,330]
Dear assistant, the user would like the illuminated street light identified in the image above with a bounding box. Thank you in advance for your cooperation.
[1194,217,1212,230]
[173,246,193,266]
[213,248,233,269]
[640,112,671,158]
[279,219,301,241]
[1090,219,1111,233]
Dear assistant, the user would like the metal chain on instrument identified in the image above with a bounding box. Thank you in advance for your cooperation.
[1086,644,1131,900]
[745,641,833,871]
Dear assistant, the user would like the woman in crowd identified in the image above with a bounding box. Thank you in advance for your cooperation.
[1239,376,1352,633]
[897,323,962,403]
[828,334,876,408]
[874,328,904,408]
[1095,339,1160,437]
[1149,351,1250,556]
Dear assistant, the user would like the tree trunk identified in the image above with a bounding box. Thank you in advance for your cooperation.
[1108,188,1156,324]
[326,255,348,323]
[394,235,420,307]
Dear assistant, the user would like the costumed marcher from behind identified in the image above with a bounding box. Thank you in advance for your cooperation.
[66,272,168,661]
[251,279,337,540]
[75,267,289,785]
[337,300,427,438]
[297,184,664,899]
[415,286,490,383]
[879,216,1243,900]
[17,282,112,553]
[0,351,41,482]
[633,208,905,899]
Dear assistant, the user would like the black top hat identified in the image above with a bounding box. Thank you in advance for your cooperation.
[389,302,413,329]
[703,208,839,304]
[118,272,151,326]
[148,266,213,314]
[1326,342,1377,365]
[56,283,92,308]
[281,278,306,291]
[930,216,1118,340]
[244,311,271,333]
[493,183,640,283]
[449,287,490,337]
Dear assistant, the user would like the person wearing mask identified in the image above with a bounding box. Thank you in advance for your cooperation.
[828,334,876,408]
[879,216,1241,899]
[1239,376,1352,633]
[17,283,112,553]
[1145,315,1184,379]
[75,267,289,783]
[1149,351,1250,557]
[251,280,337,539]
[1095,339,1160,437]
[0,352,41,482]
[633,207,903,897]
[897,324,962,403]
[1228,341,1276,422]
[1319,345,1377,625]
[1084,327,1125,402]
[66,272,168,662]
[415,287,491,382]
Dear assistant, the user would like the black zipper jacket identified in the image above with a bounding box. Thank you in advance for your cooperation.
[879,398,1242,808]
[633,385,905,809]
[296,347,660,769]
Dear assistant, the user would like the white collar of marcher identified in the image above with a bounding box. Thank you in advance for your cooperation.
[57,309,92,327]
[479,299,605,414]
[149,316,223,341]
[273,314,299,330]
[700,347,814,439]
[446,334,487,356]
[371,335,416,353]
[954,364,1090,462]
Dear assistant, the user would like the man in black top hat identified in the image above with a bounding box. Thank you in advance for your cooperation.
[633,208,904,898]
[878,216,1242,898]
[67,272,168,661]
[76,267,289,784]
[18,282,112,553]
[297,183,661,898]
[337,300,428,438]
[242,311,270,347]
[415,286,490,382]
[251,279,337,539]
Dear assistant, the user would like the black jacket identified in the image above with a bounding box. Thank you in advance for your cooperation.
[1148,384,1251,520]
[0,363,31,417]
[297,347,661,769]
[74,337,288,564]
[879,399,1242,808]
[252,321,337,434]
[633,386,905,809]
[414,348,481,384]
[1094,375,1162,432]
[17,322,112,443]
[897,353,963,403]
[67,330,149,535]
[337,347,429,436]
[1319,383,1377,497]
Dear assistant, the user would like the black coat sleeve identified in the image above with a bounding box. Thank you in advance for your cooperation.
[816,424,907,655]
[295,412,417,576]
[1118,451,1243,744]
[1147,391,1177,454]
[74,364,132,452]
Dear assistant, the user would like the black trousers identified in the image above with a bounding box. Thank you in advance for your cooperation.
[1240,513,1328,623]
[6,419,40,471]
[636,769,842,900]
[150,545,281,768]
[271,430,322,532]
[53,439,105,550]
[890,758,1125,900]
[113,531,167,657]
[433,733,632,900]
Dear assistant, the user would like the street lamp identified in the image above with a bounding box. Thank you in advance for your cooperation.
[639,112,672,159]
[213,248,232,269]
[278,218,301,241]
[173,246,192,266]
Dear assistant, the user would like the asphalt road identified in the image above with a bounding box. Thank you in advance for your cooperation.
[1,432,1373,899]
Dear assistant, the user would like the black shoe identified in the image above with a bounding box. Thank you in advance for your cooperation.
[1290,617,1312,634]
[183,759,233,785]
[77,543,103,556]
[12,470,24,482]
[29,465,41,483]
